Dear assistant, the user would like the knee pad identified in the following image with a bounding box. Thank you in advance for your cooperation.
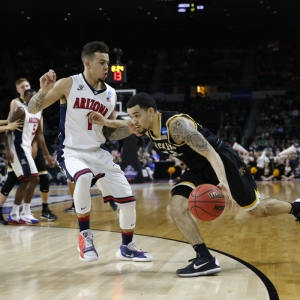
[39,174,49,193]
[119,201,136,230]
[1,171,18,196]
[74,172,93,214]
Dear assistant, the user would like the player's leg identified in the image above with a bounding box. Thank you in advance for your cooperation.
[0,169,18,225]
[221,142,300,221]
[10,144,40,224]
[95,164,152,262]
[59,149,98,262]
[109,200,119,211]
[19,174,40,224]
[65,178,75,212]
[170,179,221,277]
[34,148,58,221]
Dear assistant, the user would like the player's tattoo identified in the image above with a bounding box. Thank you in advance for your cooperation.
[103,126,132,141]
[28,92,46,114]
[170,118,209,152]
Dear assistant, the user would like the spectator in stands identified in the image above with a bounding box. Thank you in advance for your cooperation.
[150,149,160,162]
[281,160,295,181]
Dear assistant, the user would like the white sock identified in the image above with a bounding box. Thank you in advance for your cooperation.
[22,203,31,213]
[11,204,20,215]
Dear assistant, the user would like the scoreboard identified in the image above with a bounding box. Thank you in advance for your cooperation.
[177,2,204,13]
[107,64,127,83]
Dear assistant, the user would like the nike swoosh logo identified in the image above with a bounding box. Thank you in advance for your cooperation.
[194,261,209,269]
[81,206,87,210]
[122,251,134,258]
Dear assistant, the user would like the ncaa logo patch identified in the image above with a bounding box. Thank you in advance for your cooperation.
[107,91,112,102]
[161,127,168,140]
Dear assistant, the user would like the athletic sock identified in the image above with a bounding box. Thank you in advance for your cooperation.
[42,203,48,211]
[22,203,30,213]
[193,243,213,259]
[122,231,133,245]
[11,204,20,214]
[78,215,90,232]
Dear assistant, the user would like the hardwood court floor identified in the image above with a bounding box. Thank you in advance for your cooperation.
[1,180,300,299]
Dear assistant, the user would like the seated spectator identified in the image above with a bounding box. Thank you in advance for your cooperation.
[150,149,160,162]
[281,160,295,181]
[140,158,154,181]
[260,161,274,181]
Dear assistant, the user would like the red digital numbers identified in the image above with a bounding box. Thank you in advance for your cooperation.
[114,72,123,81]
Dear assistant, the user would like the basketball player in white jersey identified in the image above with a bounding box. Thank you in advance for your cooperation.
[0,78,57,226]
[5,89,52,224]
[28,41,152,262]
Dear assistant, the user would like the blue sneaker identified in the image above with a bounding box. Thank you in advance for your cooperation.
[116,241,153,262]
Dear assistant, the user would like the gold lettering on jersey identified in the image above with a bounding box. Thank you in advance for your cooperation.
[73,97,108,116]
[153,142,177,151]
[28,117,40,124]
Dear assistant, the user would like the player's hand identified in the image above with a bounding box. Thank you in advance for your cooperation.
[5,148,14,164]
[87,111,106,126]
[45,154,55,168]
[128,121,143,136]
[7,119,23,131]
[40,69,57,93]
[217,182,234,210]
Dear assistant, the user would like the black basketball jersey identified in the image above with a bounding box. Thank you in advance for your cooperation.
[147,111,223,171]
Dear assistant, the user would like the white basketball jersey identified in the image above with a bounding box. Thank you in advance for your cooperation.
[13,104,41,147]
[60,73,116,150]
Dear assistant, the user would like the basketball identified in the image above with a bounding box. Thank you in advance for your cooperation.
[188,184,225,221]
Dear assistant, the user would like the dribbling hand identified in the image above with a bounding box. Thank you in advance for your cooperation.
[217,182,234,210]
[40,69,57,93]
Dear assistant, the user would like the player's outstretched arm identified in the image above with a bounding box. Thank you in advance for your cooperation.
[28,70,70,114]
[87,111,129,127]
[0,120,8,126]
[168,117,234,209]
[100,111,142,141]
[0,119,24,132]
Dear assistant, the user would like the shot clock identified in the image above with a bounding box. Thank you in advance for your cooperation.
[107,64,127,83]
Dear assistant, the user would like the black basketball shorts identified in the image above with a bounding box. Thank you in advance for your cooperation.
[172,142,260,211]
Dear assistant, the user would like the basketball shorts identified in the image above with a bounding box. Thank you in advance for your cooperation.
[57,146,134,203]
[172,142,260,211]
[10,142,38,180]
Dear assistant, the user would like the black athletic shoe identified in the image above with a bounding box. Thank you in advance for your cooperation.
[41,207,58,221]
[292,199,300,222]
[0,214,8,225]
[109,201,119,211]
[65,206,75,212]
[176,254,221,277]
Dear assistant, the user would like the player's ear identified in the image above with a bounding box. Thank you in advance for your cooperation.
[148,107,154,115]
[84,59,90,69]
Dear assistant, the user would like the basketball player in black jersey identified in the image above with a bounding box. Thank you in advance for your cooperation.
[89,92,300,277]
[0,78,57,225]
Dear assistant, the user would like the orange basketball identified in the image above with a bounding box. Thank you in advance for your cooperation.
[188,184,225,221]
